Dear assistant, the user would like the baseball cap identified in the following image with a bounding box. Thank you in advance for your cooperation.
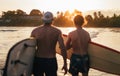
[42,11,53,23]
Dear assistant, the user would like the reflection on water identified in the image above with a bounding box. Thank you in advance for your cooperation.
[0,27,120,76]
[110,28,120,33]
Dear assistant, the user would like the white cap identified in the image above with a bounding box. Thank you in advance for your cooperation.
[42,11,53,23]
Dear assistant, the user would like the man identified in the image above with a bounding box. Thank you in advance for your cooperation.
[66,15,91,76]
[31,11,67,76]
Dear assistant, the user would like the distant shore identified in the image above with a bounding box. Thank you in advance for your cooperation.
[0,24,120,28]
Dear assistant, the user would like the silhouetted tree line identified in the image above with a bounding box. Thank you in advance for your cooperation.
[0,9,120,27]
[0,9,43,26]
[85,11,120,27]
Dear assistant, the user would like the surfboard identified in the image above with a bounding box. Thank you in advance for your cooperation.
[56,34,120,75]
[3,38,36,76]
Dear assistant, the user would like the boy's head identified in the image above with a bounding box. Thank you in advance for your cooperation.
[74,15,84,26]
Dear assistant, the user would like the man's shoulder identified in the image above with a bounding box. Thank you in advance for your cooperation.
[32,25,43,32]
[51,26,61,32]
[34,25,44,29]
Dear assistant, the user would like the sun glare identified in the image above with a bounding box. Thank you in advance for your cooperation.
[0,0,120,15]
[67,9,74,14]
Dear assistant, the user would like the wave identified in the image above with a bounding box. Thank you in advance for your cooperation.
[0,30,18,32]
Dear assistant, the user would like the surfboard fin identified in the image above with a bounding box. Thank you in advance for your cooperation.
[11,60,27,66]
[24,43,36,47]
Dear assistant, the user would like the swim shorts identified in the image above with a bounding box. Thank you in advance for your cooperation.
[32,57,58,76]
[69,54,90,75]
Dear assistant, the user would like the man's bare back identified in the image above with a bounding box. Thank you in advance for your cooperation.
[31,25,64,58]
[31,11,67,75]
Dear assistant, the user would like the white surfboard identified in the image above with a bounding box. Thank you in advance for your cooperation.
[3,38,36,76]
[56,34,120,75]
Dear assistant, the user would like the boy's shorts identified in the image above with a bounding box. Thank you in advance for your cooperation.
[69,54,90,75]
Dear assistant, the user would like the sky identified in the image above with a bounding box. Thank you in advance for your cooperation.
[0,0,120,15]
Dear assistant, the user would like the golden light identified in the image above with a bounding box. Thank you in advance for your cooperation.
[67,9,74,15]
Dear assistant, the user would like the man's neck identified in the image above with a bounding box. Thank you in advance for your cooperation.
[44,24,51,26]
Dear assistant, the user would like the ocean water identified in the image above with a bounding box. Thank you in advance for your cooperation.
[0,27,120,76]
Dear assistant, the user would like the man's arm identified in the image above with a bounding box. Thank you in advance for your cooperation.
[58,34,67,74]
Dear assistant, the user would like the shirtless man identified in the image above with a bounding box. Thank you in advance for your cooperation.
[31,11,67,76]
[66,15,91,76]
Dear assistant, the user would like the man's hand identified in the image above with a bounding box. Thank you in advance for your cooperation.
[62,63,68,75]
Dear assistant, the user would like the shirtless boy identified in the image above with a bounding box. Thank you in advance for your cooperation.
[66,15,91,76]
